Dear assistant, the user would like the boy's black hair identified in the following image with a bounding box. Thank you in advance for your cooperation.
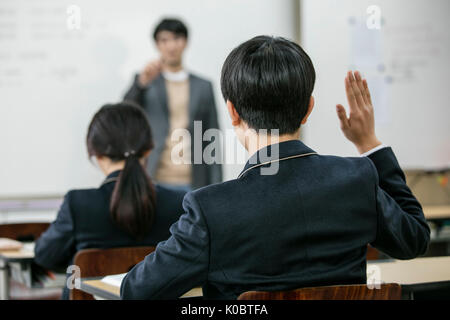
[153,18,188,41]
[221,36,316,134]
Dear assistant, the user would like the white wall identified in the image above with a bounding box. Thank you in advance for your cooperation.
[0,0,298,196]
[300,0,450,169]
[0,210,56,224]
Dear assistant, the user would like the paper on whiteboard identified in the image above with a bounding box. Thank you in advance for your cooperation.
[365,75,391,125]
[349,17,383,71]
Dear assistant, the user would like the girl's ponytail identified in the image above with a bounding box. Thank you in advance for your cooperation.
[110,153,156,239]
[87,102,156,239]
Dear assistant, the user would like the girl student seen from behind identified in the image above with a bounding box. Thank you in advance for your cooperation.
[34,102,187,299]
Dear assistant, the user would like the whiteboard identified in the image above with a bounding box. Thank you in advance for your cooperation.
[301,0,450,169]
[0,0,297,196]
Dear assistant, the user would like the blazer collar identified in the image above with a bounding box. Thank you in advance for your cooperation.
[187,74,200,121]
[152,74,169,118]
[101,170,121,186]
[238,140,317,179]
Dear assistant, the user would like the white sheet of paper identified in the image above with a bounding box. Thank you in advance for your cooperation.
[101,273,127,287]
[0,238,23,251]
[365,75,391,125]
[349,18,383,70]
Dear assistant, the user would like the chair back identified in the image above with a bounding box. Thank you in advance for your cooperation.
[0,223,50,242]
[71,246,155,300]
[366,245,381,260]
[237,283,402,300]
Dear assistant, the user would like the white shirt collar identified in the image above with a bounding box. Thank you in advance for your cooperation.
[162,69,189,82]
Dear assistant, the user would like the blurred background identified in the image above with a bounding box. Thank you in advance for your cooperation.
[0,0,449,236]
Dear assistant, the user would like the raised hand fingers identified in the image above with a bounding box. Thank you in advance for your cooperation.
[153,59,162,71]
[345,74,359,115]
[336,104,349,130]
[348,71,365,111]
[354,71,370,106]
[362,79,373,106]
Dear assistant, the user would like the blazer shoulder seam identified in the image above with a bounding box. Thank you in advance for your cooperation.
[362,156,381,243]
[189,191,212,279]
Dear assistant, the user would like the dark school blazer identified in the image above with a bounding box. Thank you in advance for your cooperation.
[120,140,430,300]
[34,170,186,299]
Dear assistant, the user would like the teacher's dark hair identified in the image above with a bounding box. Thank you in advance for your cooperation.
[221,36,316,134]
[153,18,188,41]
[86,102,156,239]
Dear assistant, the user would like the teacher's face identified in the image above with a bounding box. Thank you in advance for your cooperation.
[155,31,187,68]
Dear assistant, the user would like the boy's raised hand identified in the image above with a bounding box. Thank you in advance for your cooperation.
[336,71,382,154]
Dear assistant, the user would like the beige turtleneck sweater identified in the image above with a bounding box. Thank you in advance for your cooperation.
[155,76,192,185]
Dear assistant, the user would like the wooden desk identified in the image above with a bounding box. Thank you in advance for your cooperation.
[368,256,450,284]
[423,205,450,220]
[368,256,450,299]
[0,244,64,300]
[0,245,35,300]
[81,257,450,300]
[81,279,120,300]
[0,247,34,262]
[80,277,203,300]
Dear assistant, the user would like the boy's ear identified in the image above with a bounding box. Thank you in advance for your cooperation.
[301,96,315,125]
[226,100,241,126]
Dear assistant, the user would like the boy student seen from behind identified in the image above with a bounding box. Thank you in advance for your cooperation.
[34,102,186,299]
[120,36,430,300]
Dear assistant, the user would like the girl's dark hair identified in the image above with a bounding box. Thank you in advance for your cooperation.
[86,102,156,239]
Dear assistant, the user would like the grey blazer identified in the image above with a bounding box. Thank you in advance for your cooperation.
[124,73,222,189]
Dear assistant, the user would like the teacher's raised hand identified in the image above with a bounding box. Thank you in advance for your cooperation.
[138,59,162,88]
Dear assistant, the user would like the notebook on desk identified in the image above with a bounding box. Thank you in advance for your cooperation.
[101,273,127,288]
[0,238,23,251]
[99,273,203,298]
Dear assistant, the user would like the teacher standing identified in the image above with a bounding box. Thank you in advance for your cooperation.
[124,18,222,191]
